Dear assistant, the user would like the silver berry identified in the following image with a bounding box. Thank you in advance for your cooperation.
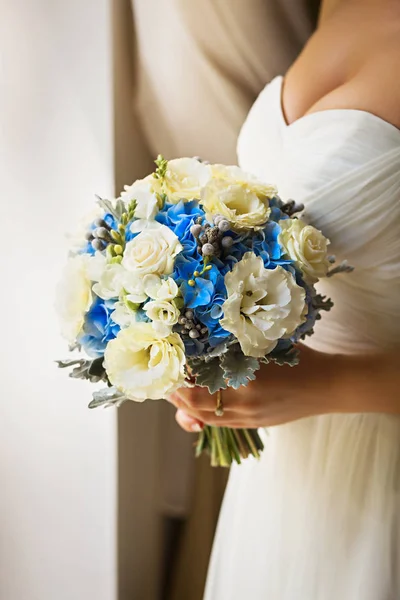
[185,310,194,319]
[91,239,104,251]
[94,218,107,228]
[213,214,223,225]
[200,327,208,335]
[190,224,202,238]
[189,329,200,339]
[218,219,230,232]
[178,316,187,325]
[202,243,215,256]
[221,236,233,249]
[94,227,110,240]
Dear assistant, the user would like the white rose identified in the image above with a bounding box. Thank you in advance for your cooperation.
[201,164,277,230]
[279,219,330,282]
[104,322,186,400]
[119,176,159,220]
[220,252,306,358]
[92,263,125,300]
[122,223,182,276]
[56,254,93,344]
[144,299,180,330]
[153,157,211,203]
[143,274,178,300]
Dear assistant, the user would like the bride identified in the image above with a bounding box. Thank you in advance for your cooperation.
[170,0,400,598]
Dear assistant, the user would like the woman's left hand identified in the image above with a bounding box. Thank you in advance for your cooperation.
[169,346,338,433]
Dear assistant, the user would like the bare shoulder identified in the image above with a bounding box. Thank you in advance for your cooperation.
[283,9,400,129]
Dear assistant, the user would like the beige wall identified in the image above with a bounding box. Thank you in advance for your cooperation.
[0,2,117,599]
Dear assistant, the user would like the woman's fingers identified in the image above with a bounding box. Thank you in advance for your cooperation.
[175,408,204,433]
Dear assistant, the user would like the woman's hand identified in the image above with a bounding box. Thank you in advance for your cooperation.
[169,346,339,433]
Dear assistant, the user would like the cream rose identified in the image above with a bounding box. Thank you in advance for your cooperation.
[119,176,159,220]
[220,252,306,357]
[143,274,178,301]
[153,157,211,203]
[201,164,277,230]
[279,219,330,282]
[104,322,186,400]
[122,223,182,276]
[144,299,181,330]
[56,254,93,344]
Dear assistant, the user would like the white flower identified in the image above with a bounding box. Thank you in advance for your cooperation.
[119,176,159,220]
[153,157,211,203]
[201,164,277,230]
[144,299,180,331]
[104,322,186,400]
[120,271,148,304]
[56,254,93,344]
[279,219,330,282]
[143,274,178,300]
[122,222,182,276]
[220,252,306,357]
[92,262,125,300]
[110,301,137,328]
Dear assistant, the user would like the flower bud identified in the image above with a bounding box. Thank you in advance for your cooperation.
[188,279,196,287]
[94,218,107,228]
[189,329,200,339]
[95,227,111,240]
[114,244,123,255]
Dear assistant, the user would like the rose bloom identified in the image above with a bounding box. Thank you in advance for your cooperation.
[122,223,182,276]
[220,252,306,357]
[104,322,186,400]
[152,157,211,203]
[201,164,277,230]
[279,218,330,283]
[56,254,93,344]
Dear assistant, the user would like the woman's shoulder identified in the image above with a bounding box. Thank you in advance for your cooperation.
[282,12,400,130]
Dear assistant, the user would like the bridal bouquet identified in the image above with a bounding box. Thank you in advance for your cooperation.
[57,156,342,466]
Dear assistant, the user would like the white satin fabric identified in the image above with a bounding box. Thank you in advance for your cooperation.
[205,76,400,599]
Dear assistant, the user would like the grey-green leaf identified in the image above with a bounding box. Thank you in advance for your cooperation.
[221,349,260,389]
[88,386,129,409]
[269,345,300,367]
[188,357,227,394]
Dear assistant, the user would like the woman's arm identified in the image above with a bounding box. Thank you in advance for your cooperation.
[169,348,400,432]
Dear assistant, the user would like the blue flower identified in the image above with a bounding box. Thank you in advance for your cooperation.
[79,297,120,357]
[156,200,204,258]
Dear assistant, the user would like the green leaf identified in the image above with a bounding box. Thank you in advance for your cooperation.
[88,386,129,409]
[187,357,227,394]
[221,348,260,389]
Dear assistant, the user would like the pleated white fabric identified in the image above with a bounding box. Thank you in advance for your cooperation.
[204,77,400,600]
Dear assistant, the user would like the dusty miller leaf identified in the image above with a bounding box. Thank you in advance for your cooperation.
[221,348,260,389]
[56,357,107,383]
[95,196,126,220]
[88,386,129,409]
[312,294,334,312]
[187,357,227,394]
[268,345,300,367]
[205,337,236,361]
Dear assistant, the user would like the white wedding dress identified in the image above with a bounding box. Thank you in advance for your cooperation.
[204,76,400,600]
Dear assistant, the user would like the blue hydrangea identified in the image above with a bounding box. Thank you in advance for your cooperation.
[79,297,120,357]
[156,200,204,258]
